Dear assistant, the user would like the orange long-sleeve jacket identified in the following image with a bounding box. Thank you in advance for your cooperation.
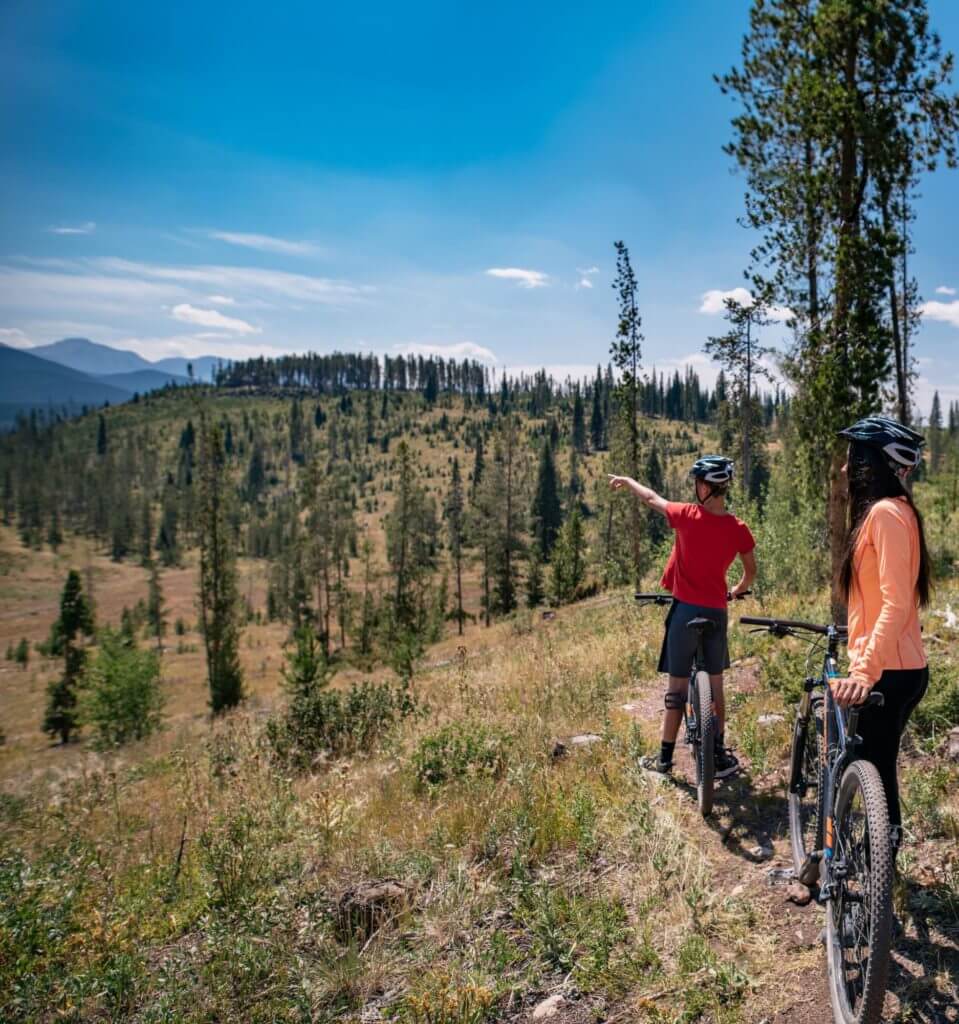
[847,496,926,687]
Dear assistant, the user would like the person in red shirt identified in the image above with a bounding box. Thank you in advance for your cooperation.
[609,455,756,777]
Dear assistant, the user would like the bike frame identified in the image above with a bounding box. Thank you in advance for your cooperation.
[749,616,883,905]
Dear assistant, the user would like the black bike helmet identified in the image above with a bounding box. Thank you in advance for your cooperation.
[689,455,735,485]
[838,415,925,472]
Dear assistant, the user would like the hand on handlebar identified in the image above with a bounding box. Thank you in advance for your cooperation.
[726,589,752,601]
[830,676,873,708]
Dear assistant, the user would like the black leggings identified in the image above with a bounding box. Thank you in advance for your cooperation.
[855,666,929,831]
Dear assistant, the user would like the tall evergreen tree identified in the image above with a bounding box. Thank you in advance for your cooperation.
[444,456,467,635]
[589,368,605,450]
[929,390,944,473]
[384,442,438,638]
[42,569,94,743]
[96,414,108,456]
[720,0,959,614]
[147,562,167,652]
[611,240,644,586]
[571,386,587,452]
[530,438,563,558]
[197,414,244,713]
[550,508,586,605]
[704,296,773,496]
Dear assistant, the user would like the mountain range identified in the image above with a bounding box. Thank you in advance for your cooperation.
[0,338,224,428]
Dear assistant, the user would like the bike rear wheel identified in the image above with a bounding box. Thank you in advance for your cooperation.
[825,759,894,1024]
[788,697,825,875]
[693,671,715,817]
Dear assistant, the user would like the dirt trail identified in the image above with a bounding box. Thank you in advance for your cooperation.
[619,662,958,1024]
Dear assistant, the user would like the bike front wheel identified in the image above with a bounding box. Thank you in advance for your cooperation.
[825,759,894,1024]
[693,671,715,817]
[788,697,825,876]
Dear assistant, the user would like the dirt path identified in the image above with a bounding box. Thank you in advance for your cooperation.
[619,662,958,1023]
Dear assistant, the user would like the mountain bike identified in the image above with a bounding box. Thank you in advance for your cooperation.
[741,615,893,1024]
[635,593,748,816]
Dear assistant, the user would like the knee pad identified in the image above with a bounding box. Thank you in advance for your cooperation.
[664,692,685,711]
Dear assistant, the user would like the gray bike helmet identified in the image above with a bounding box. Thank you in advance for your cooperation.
[838,415,925,471]
[690,455,735,485]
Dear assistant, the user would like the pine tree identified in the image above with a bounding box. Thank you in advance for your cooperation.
[147,562,166,652]
[96,414,108,456]
[589,370,605,451]
[643,443,667,546]
[46,506,63,553]
[530,438,562,559]
[720,0,959,614]
[525,547,545,608]
[704,296,772,495]
[611,241,644,586]
[384,442,438,638]
[444,456,467,635]
[550,508,586,605]
[289,398,306,465]
[139,496,153,566]
[245,443,266,502]
[42,569,94,743]
[156,484,180,567]
[929,391,944,473]
[470,434,485,501]
[571,386,587,452]
[197,414,244,713]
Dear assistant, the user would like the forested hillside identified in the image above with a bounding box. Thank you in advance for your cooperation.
[1,353,785,664]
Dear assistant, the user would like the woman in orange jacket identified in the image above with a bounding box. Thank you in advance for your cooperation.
[830,415,931,864]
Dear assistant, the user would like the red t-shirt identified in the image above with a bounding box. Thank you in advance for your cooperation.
[660,502,755,609]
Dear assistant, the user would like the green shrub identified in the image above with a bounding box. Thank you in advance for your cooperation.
[267,626,416,770]
[411,721,510,789]
[78,629,165,750]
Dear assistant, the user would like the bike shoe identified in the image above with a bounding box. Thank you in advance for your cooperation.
[715,747,741,779]
[639,755,672,775]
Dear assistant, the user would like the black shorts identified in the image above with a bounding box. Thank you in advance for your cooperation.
[657,599,730,676]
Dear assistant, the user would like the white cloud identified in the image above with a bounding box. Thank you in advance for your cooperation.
[699,287,793,322]
[0,266,185,314]
[97,258,366,305]
[577,266,600,276]
[576,278,594,290]
[171,304,261,334]
[935,285,956,296]
[48,222,96,236]
[485,267,549,289]
[0,327,32,348]
[699,287,754,314]
[920,299,959,328]
[209,231,318,256]
[207,294,235,305]
[392,341,498,363]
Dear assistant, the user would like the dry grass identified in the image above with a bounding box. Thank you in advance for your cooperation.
[2,515,958,1021]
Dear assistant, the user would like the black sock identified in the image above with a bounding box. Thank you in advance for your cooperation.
[717,732,725,750]
[659,740,675,764]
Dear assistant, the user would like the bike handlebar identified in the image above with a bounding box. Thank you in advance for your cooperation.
[635,590,752,606]
[740,615,848,637]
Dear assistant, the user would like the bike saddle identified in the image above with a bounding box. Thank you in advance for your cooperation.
[685,617,715,632]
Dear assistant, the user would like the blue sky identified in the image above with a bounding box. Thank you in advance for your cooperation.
[1,0,958,414]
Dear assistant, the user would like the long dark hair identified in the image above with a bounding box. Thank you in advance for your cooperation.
[839,441,931,606]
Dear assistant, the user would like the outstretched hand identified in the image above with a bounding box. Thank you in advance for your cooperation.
[608,474,632,491]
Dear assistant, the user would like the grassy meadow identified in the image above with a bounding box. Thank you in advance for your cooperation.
[1,529,957,1021]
